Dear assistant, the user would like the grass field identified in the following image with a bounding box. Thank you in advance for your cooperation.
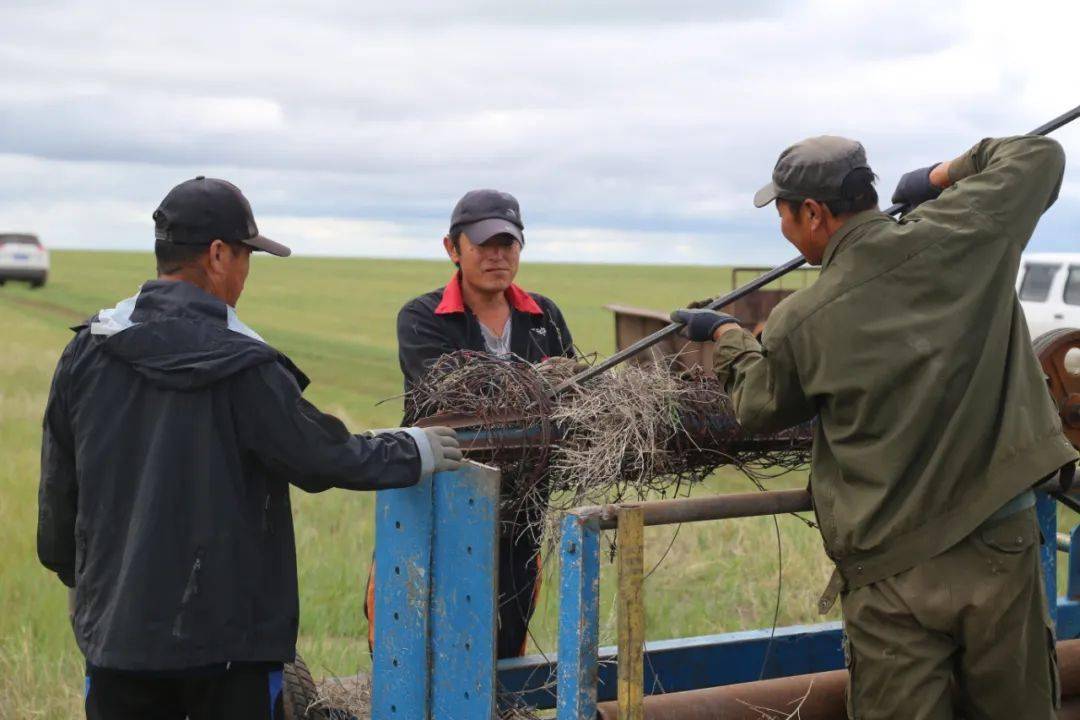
[2,250,1049,718]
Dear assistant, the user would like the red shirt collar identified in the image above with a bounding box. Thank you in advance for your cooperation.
[434,272,543,316]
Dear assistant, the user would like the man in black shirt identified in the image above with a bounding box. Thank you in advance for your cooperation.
[366,189,575,658]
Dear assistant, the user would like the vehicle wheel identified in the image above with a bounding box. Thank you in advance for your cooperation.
[283,652,326,720]
[30,280,44,289]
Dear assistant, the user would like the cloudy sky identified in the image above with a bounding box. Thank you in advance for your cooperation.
[2,0,1078,264]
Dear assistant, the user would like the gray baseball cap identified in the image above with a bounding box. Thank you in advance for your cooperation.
[753,136,870,208]
[450,189,525,246]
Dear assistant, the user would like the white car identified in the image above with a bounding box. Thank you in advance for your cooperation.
[1017,252,1080,338]
[0,233,49,288]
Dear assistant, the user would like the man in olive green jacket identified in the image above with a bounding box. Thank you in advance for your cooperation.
[673,135,1075,719]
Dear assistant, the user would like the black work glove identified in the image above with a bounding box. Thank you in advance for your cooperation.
[891,164,943,214]
[670,308,740,343]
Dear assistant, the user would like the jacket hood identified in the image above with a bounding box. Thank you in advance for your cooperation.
[83,280,307,391]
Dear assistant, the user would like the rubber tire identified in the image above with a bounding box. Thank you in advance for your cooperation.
[283,652,325,720]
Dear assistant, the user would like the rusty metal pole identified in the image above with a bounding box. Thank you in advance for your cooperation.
[597,639,1080,719]
[597,669,848,720]
[578,489,813,531]
[617,505,646,720]
[550,256,807,396]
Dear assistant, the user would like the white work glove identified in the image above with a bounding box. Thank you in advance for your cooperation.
[372,425,464,476]
[421,426,463,474]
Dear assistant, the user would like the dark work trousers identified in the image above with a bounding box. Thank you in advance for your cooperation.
[841,507,1057,719]
[84,662,284,720]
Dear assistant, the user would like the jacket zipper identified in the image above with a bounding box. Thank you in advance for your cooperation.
[180,552,203,604]
[173,549,204,639]
[263,494,274,534]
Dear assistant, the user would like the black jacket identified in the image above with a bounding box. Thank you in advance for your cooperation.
[397,274,575,421]
[38,280,422,671]
[394,275,574,658]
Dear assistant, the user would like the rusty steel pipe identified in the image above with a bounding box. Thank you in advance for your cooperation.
[575,489,813,531]
[596,639,1080,719]
[596,669,845,720]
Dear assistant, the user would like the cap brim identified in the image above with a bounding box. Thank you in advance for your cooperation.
[459,218,524,246]
[242,234,291,257]
[753,181,780,208]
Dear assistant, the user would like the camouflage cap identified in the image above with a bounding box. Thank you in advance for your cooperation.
[753,136,870,208]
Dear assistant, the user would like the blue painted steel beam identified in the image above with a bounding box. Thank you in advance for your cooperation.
[430,465,501,718]
[1038,492,1058,625]
[556,513,600,720]
[1071,523,1080,600]
[373,473,434,718]
[372,464,502,719]
[1060,598,1080,639]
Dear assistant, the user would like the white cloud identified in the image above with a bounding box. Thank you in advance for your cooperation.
[1,0,1078,265]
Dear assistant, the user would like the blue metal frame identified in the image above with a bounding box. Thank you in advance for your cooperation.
[555,513,600,720]
[1071,522,1080,600]
[372,464,501,719]
[1037,492,1058,624]
[372,472,433,718]
[430,465,500,717]
[500,623,844,709]
[373,471,1080,717]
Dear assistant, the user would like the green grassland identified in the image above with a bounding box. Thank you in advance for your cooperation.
[0,251,1060,717]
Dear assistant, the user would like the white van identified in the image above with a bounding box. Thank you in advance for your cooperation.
[1017,253,1080,338]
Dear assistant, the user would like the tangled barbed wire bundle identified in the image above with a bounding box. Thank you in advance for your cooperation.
[406,351,811,543]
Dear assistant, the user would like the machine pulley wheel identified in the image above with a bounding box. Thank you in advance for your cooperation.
[1033,327,1080,450]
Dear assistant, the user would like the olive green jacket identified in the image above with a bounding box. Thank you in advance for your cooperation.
[715,136,1076,590]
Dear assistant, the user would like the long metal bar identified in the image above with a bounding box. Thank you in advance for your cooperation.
[576,489,812,531]
[1031,103,1080,137]
[550,255,807,395]
[617,506,646,720]
[451,411,811,453]
[548,103,1080,399]
[597,668,847,720]
[595,638,1080,719]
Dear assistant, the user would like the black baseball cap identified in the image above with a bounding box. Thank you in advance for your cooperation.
[449,189,525,246]
[153,176,291,257]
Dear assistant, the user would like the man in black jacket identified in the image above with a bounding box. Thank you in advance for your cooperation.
[365,189,575,659]
[37,177,462,720]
